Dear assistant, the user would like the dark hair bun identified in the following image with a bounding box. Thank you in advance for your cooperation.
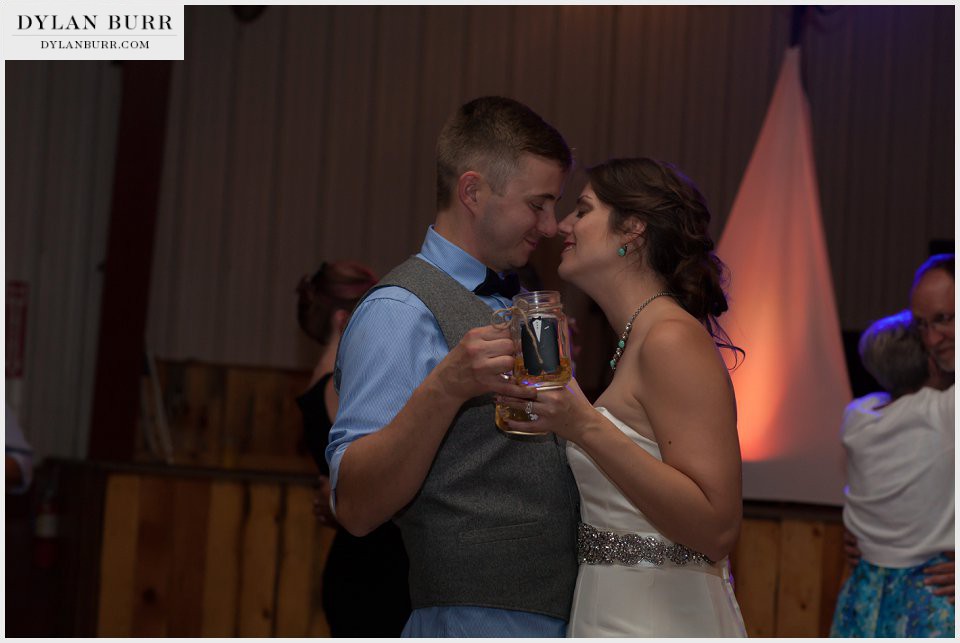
[296,261,378,344]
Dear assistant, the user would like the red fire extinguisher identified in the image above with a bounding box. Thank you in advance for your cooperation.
[33,467,60,569]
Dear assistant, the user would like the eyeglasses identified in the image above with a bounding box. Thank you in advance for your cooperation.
[914,312,955,334]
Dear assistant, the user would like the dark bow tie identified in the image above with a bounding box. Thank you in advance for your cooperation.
[473,268,521,299]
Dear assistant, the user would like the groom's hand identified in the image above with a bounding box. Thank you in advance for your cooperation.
[434,325,536,402]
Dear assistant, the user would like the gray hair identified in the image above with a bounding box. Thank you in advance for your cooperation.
[858,310,929,397]
[912,253,954,292]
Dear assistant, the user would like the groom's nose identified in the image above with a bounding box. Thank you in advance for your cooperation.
[536,209,558,238]
[557,212,576,235]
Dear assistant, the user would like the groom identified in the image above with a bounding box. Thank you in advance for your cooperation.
[326,96,580,636]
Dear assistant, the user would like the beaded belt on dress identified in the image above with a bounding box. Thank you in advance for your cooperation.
[577,522,714,567]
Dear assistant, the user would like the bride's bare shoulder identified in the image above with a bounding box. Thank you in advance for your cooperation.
[638,312,714,356]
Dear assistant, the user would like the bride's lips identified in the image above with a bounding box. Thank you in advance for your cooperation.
[561,241,575,253]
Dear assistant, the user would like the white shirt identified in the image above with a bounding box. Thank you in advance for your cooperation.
[841,385,955,568]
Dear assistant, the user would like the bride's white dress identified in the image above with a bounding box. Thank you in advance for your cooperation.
[566,407,747,637]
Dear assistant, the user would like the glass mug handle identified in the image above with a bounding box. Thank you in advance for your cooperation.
[494,292,571,436]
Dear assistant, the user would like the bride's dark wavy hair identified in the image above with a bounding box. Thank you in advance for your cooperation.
[586,157,744,365]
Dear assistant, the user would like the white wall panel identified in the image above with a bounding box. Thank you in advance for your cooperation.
[137,5,952,374]
[7,6,952,461]
[5,61,120,460]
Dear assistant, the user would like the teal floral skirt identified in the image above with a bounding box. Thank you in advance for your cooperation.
[830,554,955,637]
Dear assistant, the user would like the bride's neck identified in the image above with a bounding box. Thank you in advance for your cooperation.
[591,270,670,333]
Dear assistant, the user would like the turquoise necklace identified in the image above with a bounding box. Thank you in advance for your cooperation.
[610,292,674,371]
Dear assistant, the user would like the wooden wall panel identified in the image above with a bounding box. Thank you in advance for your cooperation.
[136,361,313,471]
[97,474,142,636]
[275,484,321,636]
[731,518,780,637]
[183,362,227,465]
[130,476,177,636]
[819,521,849,635]
[220,370,257,469]
[168,478,212,635]
[92,469,852,637]
[201,480,245,636]
[775,519,825,636]
[238,483,282,636]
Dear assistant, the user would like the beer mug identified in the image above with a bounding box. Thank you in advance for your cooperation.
[494,291,572,435]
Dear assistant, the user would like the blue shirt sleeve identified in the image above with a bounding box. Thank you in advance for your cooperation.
[6,404,34,494]
[325,286,449,511]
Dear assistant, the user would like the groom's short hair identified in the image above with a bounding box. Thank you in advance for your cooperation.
[435,96,571,210]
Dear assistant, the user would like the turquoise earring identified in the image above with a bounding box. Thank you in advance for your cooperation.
[617,246,627,257]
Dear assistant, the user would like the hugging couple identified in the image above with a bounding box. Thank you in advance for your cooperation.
[325,96,746,637]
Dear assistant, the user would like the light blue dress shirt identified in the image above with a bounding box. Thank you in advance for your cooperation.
[326,226,566,637]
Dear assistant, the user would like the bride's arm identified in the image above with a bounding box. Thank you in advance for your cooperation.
[578,319,742,561]
[504,317,743,562]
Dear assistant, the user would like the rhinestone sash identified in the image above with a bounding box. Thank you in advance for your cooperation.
[577,522,714,568]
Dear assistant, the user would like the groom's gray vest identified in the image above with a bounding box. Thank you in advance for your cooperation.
[360,256,580,620]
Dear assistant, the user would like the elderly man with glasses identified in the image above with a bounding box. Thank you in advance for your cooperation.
[843,253,955,605]
[911,254,955,387]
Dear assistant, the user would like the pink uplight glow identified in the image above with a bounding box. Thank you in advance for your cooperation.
[717,47,852,505]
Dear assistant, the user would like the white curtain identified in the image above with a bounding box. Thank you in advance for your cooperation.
[718,48,851,505]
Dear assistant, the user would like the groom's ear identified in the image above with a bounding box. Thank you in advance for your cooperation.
[458,171,484,215]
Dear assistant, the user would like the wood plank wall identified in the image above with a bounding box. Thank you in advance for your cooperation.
[96,470,848,637]
[731,514,849,636]
[97,471,335,637]
[135,360,315,472]
[119,360,853,636]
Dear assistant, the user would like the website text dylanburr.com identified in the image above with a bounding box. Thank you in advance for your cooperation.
[38,39,150,49]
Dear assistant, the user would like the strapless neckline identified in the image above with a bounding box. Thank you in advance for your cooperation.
[593,406,659,449]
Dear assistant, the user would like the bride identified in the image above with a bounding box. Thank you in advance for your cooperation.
[500,157,747,636]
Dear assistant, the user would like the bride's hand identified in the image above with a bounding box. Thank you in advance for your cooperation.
[497,378,596,442]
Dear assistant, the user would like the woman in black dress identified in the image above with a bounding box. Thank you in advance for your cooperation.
[295,261,410,637]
